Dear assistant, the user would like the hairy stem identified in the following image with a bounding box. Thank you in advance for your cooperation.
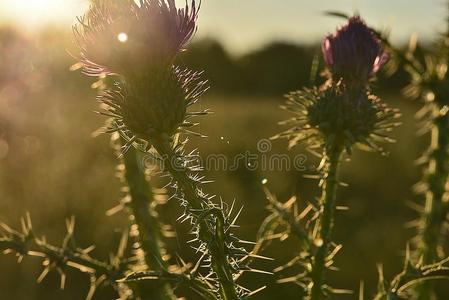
[415,113,449,300]
[153,138,238,300]
[122,145,175,300]
[310,147,342,300]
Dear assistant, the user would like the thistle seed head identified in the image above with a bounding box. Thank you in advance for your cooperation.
[74,0,199,78]
[322,16,389,87]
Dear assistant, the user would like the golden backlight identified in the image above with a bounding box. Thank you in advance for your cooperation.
[0,0,88,28]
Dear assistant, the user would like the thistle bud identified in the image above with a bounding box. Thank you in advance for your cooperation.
[100,67,207,141]
[322,16,389,86]
[277,82,400,154]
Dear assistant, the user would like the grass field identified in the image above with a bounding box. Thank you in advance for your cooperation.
[1,78,443,298]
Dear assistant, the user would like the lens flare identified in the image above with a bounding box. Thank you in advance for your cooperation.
[117,32,128,43]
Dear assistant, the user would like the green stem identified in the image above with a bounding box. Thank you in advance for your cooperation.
[416,113,449,300]
[123,270,220,300]
[310,147,343,300]
[0,236,117,278]
[122,145,175,300]
[153,138,238,300]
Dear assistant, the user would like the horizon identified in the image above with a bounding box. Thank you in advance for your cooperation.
[0,0,446,54]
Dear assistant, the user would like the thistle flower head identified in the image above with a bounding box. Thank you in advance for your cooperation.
[74,0,199,78]
[74,0,208,147]
[322,16,389,86]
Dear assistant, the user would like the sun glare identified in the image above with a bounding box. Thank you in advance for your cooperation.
[0,0,88,28]
[117,32,128,43]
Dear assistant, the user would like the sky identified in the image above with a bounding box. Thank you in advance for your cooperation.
[0,0,446,54]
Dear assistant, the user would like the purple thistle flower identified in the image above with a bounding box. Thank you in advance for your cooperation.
[73,0,208,144]
[73,0,199,78]
[322,16,389,85]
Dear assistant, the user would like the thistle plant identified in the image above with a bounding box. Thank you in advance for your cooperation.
[404,47,449,300]
[375,3,449,298]
[271,16,400,299]
[0,214,127,298]
[1,1,256,299]
[373,247,449,300]
[73,0,260,299]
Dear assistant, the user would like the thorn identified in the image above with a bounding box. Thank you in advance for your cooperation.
[59,270,67,290]
[37,267,50,284]
[245,286,267,297]
[283,196,297,209]
[298,204,314,220]
[231,205,244,227]
[359,281,364,300]
[336,205,349,211]
[248,253,274,261]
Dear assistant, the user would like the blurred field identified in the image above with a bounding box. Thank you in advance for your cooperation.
[0,26,446,299]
